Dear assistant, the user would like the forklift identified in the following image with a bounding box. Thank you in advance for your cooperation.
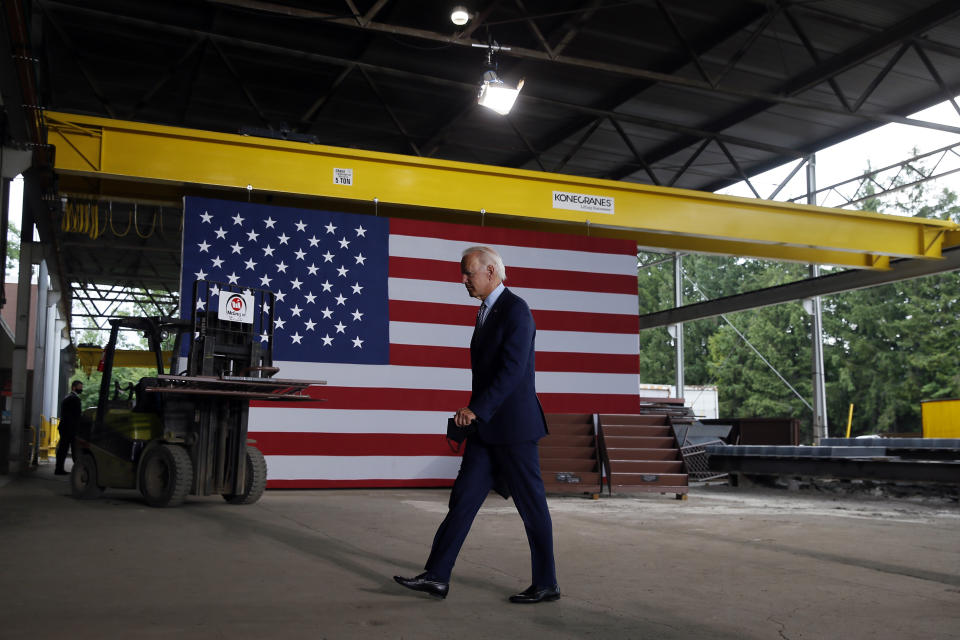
[71,281,318,507]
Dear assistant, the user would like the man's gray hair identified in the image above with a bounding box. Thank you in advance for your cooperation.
[462,245,507,281]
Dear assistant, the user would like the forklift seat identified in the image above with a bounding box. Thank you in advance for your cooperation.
[132,380,160,414]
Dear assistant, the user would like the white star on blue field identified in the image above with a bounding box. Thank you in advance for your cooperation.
[181,197,389,364]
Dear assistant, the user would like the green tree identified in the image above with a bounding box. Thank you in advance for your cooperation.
[638,250,811,413]
[71,366,158,412]
[707,304,812,411]
[822,182,960,435]
[701,260,818,438]
[70,315,174,410]
[637,252,744,386]
[637,166,960,441]
[6,221,20,277]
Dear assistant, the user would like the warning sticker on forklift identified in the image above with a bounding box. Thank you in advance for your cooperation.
[218,291,255,324]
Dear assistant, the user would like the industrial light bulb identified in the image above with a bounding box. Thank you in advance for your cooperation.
[451,6,470,26]
[478,73,524,115]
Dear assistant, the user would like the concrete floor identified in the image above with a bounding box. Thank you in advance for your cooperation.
[1,464,958,640]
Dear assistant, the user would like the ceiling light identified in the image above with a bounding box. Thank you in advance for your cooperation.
[450,6,470,26]
[478,70,523,115]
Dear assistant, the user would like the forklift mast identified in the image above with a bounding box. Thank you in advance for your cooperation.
[187,280,275,378]
[168,281,277,496]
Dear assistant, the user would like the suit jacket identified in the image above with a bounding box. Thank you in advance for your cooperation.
[60,392,82,434]
[468,287,547,445]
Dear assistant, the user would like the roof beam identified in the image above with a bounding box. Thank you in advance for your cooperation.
[852,42,909,113]
[209,38,269,126]
[654,0,714,86]
[781,0,960,95]
[786,142,960,208]
[43,0,960,137]
[506,2,771,170]
[344,0,389,27]
[421,0,644,167]
[548,0,602,57]
[506,116,546,171]
[44,2,797,161]
[713,5,782,86]
[913,43,960,118]
[45,111,960,269]
[715,139,760,198]
[608,117,661,185]
[513,0,555,58]
[36,1,116,118]
[298,4,386,133]
[604,0,960,181]
[554,118,602,173]
[129,37,206,120]
[782,6,853,112]
[357,67,421,156]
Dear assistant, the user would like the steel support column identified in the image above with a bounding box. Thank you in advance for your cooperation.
[36,291,60,464]
[30,258,49,440]
[0,176,8,309]
[43,302,62,419]
[673,253,684,400]
[807,156,828,443]
[8,240,33,473]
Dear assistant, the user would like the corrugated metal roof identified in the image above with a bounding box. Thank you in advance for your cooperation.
[23,0,960,193]
[5,0,960,298]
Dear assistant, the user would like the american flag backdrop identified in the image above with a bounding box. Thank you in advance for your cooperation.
[181,196,642,488]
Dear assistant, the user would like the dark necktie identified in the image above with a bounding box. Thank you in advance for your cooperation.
[476,302,487,328]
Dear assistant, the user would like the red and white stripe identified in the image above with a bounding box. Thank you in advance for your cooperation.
[251,219,640,488]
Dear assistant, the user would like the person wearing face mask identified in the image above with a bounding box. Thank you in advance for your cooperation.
[55,380,84,475]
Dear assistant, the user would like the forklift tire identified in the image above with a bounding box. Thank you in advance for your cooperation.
[139,444,193,507]
[223,446,268,505]
[71,453,105,500]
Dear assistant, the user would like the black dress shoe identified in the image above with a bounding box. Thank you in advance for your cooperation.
[393,572,449,599]
[54,469,69,476]
[509,584,560,603]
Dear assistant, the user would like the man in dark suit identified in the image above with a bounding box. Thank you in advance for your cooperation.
[394,246,559,604]
[55,380,83,475]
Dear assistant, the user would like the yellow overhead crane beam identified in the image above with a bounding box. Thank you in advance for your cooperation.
[46,111,960,269]
[76,347,173,375]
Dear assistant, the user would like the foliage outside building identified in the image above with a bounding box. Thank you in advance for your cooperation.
[638,178,960,442]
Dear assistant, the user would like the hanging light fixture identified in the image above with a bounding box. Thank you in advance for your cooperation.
[478,71,524,115]
[450,5,470,26]
[475,46,523,115]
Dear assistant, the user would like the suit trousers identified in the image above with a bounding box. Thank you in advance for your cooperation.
[424,436,557,587]
[55,426,76,472]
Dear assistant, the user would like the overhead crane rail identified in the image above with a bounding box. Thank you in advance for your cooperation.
[45,111,960,269]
